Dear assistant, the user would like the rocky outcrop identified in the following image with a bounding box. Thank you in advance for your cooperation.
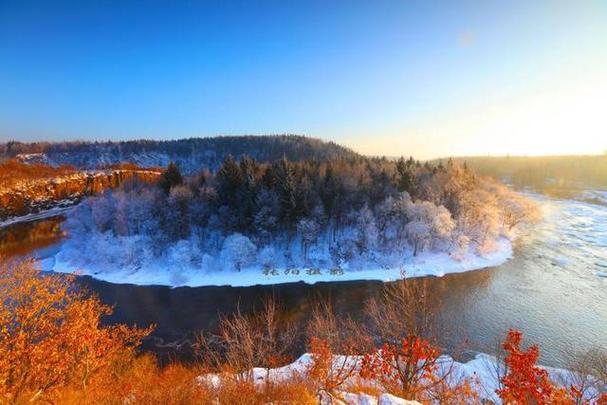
[0,170,160,221]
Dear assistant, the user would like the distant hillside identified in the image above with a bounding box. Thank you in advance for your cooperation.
[433,155,607,202]
[0,135,359,174]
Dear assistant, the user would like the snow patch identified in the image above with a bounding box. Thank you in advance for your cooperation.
[198,352,601,405]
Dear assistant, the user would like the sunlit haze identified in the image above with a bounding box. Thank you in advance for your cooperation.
[1,1,606,158]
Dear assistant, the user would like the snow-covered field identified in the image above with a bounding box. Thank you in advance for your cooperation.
[47,237,513,288]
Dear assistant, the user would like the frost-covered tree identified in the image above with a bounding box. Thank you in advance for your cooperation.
[258,246,277,272]
[220,233,257,271]
[492,184,541,232]
[166,185,193,241]
[91,192,115,232]
[60,153,541,276]
[297,218,320,260]
[404,200,455,256]
[353,205,379,255]
[374,193,411,248]
[404,220,431,256]
[254,188,280,242]
[457,189,501,254]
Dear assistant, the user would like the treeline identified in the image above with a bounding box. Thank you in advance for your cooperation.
[65,154,539,275]
[2,260,606,404]
[0,135,359,174]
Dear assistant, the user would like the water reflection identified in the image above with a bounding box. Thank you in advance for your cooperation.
[0,216,65,257]
[3,194,607,368]
[75,267,497,363]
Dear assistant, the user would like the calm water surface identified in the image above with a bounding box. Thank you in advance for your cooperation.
[2,195,606,367]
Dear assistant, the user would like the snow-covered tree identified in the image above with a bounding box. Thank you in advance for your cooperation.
[91,192,115,232]
[254,188,280,242]
[258,246,277,272]
[166,185,193,241]
[220,233,257,271]
[457,189,501,254]
[297,218,320,259]
[493,184,541,232]
[404,200,455,256]
[353,205,378,255]
[404,220,431,256]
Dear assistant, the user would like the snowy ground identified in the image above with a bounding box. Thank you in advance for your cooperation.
[47,238,513,288]
[0,205,75,228]
[199,352,602,404]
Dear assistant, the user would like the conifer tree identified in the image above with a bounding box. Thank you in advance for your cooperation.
[276,157,298,225]
[238,155,257,228]
[159,162,183,193]
[216,155,244,210]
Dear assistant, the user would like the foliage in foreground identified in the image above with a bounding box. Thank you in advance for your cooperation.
[1,260,605,404]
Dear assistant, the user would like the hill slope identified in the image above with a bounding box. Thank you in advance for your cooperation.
[1,135,359,174]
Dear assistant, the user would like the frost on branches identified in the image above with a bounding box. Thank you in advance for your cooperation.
[51,156,541,287]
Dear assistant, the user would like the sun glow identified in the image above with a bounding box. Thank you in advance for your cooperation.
[352,72,607,159]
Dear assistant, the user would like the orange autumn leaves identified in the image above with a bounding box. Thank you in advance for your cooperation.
[1,259,606,404]
[0,259,152,403]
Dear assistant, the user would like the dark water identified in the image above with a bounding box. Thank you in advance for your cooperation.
[3,195,607,368]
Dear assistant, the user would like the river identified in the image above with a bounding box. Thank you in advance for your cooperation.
[1,194,606,367]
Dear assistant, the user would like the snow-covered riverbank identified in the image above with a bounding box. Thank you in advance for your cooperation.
[200,351,602,404]
[47,238,513,288]
[0,204,75,228]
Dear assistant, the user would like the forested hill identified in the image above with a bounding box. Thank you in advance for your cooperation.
[0,135,358,174]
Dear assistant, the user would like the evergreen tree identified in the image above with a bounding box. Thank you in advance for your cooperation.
[216,155,244,210]
[276,157,298,225]
[159,162,183,193]
[320,165,337,218]
[396,156,416,194]
[260,163,277,189]
[238,155,258,228]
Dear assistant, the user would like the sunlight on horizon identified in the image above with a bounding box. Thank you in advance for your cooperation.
[350,73,607,159]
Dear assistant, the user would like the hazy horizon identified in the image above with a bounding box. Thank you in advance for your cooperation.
[3,133,606,161]
[1,1,606,159]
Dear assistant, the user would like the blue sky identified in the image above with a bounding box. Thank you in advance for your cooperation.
[1,1,606,157]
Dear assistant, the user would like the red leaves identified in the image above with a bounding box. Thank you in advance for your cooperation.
[497,329,554,404]
[359,336,441,398]
[496,329,589,405]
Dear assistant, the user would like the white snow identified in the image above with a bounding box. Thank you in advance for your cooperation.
[0,205,75,228]
[197,352,601,405]
[48,237,513,287]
